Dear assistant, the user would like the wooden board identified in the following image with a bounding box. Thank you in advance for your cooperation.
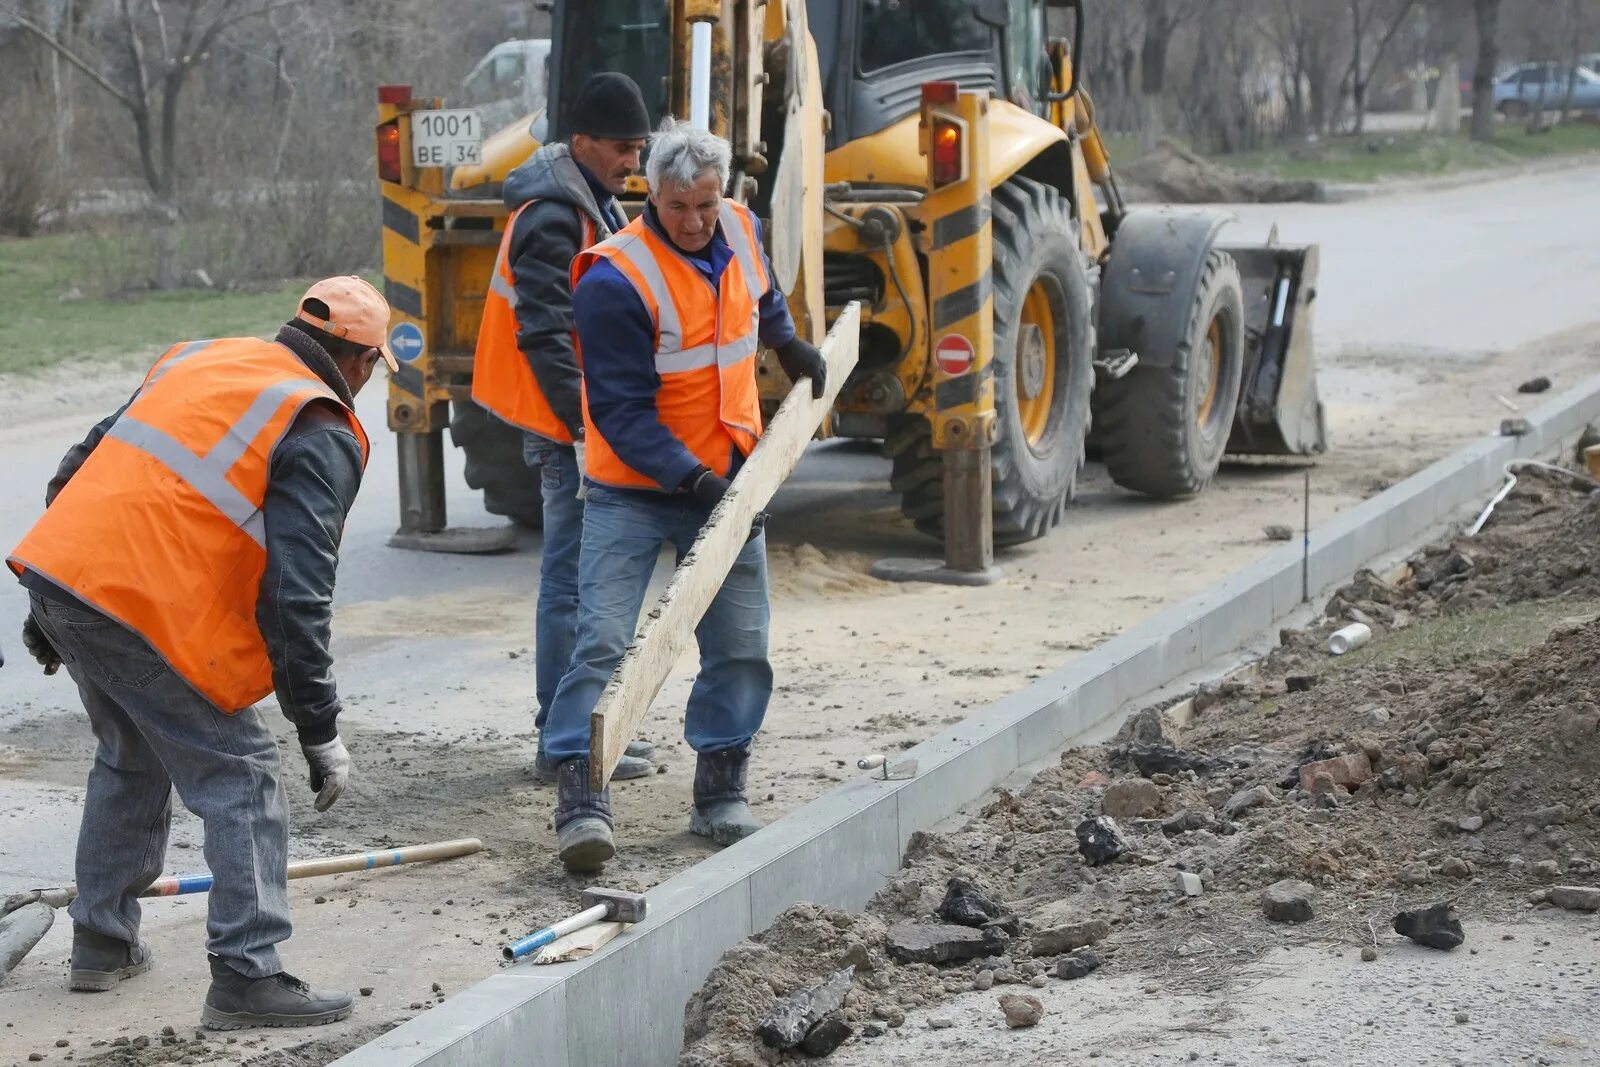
[590,303,861,789]
[532,921,627,965]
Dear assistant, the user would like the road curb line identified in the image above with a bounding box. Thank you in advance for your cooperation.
[333,374,1600,1067]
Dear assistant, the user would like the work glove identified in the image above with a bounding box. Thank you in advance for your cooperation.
[573,441,588,502]
[776,337,827,400]
[21,615,60,676]
[301,736,351,812]
[687,467,731,509]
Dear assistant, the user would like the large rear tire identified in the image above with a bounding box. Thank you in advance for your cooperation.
[1094,249,1245,498]
[449,400,543,529]
[886,178,1094,545]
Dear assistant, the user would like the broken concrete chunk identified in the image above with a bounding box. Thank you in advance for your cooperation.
[1055,949,1103,980]
[755,966,854,1050]
[886,924,1008,965]
[1260,879,1315,923]
[799,1012,853,1057]
[1549,886,1600,913]
[1223,785,1276,819]
[1173,871,1203,896]
[1263,524,1294,541]
[1075,816,1128,866]
[1030,919,1110,957]
[1114,706,1180,747]
[1398,862,1432,887]
[998,992,1044,1029]
[1103,778,1162,819]
[1517,376,1551,394]
[1297,752,1373,793]
[1124,743,1235,778]
[1285,674,1317,692]
[1162,810,1209,836]
[1393,902,1465,950]
[936,878,1001,929]
[1363,705,1392,726]
[1456,815,1485,833]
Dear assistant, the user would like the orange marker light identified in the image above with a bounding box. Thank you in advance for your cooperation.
[376,121,402,184]
[931,120,963,187]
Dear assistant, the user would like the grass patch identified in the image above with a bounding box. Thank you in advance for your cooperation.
[1326,595,1600,673]
[1218,123,1600,184]
[0,231,308,376]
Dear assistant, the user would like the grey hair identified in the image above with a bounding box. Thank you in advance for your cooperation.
[645,118,732,193]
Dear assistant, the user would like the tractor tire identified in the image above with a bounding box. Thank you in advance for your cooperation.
[449,399,543,530]
[886,178,1094,545]
[1094,249,1245,499]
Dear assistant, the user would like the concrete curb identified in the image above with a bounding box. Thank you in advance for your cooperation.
[334,376,1600,1067]
[1319,151,1600,203]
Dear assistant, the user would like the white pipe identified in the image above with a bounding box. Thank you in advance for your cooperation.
[1327,623,1371,655]
[690,21,713,130]
[1467,459,1600,537]
[1271,276,1290,327]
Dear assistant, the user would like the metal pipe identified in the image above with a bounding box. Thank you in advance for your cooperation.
[503,903,609,961]
[689,21,713,131]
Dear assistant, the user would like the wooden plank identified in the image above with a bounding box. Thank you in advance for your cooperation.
[589,303,862,789]
[532,921,627,965]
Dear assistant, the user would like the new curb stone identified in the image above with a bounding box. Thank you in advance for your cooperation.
[334,373,1600,1067]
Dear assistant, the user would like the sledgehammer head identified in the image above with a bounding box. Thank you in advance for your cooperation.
[580,888,647,923]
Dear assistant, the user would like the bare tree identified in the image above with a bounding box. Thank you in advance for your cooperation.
[1138,0,1201,149]
[1469,0,1502,140]
[2,0,303,284]
[1344,0,1422,133]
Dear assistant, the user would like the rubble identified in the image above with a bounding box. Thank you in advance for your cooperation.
[1260,880,1315,923]
[755,966,854,1050]
[886,924,1007,965]
[1297,752,1373,793]
[936,878,1001,928]
[1549,886,1600,912]
[998,993,1044,1028]
[1075,815,1128,866]
[1055,949,1103,980]
[1223,785,1275,819]
[1103,778,1162,819]
[1393,903,1466,950]
[1029,919,1109,957]
[799,1013,852,1056]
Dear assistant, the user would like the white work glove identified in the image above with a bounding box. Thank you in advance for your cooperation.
[300,737,350,812]
[573,440,588,501]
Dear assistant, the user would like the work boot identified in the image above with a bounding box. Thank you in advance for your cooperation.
[532,742,654,784]
[201,955,353,1030]
[689,746,763,846]
[68,925,153,992]
[554,758,614,872]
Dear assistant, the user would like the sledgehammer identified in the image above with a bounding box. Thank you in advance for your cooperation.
[502,888,647,961]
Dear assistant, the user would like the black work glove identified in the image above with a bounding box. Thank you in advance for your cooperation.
[22,615,60,676]
[686,466,731,508]
[776,337,827,400]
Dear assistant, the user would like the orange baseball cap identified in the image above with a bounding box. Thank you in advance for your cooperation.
[295,276,398,371]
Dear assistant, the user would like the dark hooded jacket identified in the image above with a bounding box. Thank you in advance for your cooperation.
[500,142,626,442]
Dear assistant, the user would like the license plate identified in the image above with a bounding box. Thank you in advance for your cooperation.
[411,108,483,168]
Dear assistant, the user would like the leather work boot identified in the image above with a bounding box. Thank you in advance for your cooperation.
[68,925,153,991]
[201,955,353,1030]
[554,757,614,872]
[689,746,763,846]
[532,740,654,784]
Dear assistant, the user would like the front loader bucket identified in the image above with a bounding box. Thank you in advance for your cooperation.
[1220,242,1327,457]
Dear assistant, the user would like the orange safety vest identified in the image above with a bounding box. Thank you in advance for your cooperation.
[570,199,769,489]
[7,338,370,712]
[471,200,601,443]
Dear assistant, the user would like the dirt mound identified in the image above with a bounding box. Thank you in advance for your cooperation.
[1119,140,1323,204]
[678,466,1600,1066]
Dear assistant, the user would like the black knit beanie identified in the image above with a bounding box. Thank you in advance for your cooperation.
[567,72,651,140]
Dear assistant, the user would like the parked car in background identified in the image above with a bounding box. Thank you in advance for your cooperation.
[1492,63,1600,118]
[460,39,550,135]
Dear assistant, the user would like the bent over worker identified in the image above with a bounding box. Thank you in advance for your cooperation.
[471,72,657,782]
[8,278,392,1029]
[542,119,827,871]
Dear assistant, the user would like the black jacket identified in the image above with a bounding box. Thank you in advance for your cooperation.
[27,324,363,745]
[501,142,625,441]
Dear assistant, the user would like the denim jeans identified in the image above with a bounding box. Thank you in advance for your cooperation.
[28,592,291,977]
[523,435,584,736]
[541,485,772,761]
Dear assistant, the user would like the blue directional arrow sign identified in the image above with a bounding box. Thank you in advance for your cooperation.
[389,322,425,363]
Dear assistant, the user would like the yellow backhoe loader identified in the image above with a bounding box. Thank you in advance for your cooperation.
[374,0,1324,578]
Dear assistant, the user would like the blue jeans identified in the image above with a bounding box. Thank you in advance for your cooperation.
[28,592,291,977]
[541,485,772,761]
[523,435,585,735]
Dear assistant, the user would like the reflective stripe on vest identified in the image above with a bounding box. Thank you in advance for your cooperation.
[7,338,370,712]
[471,200,602,442]
[571,199,769,489]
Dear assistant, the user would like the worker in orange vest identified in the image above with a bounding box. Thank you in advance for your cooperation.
[543,120,827,871]
[471,72,657,782]
[9,278,393,1030]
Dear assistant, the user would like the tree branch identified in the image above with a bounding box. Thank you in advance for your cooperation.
[190,0,307,66]
[0,5,138,110]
